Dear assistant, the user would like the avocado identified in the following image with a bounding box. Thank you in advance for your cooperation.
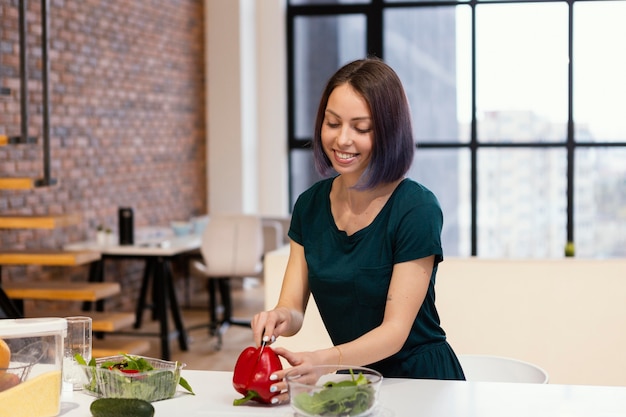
[90,398,155,417]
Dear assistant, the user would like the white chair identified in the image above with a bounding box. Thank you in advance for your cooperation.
[458,354,549,384]
[191,214,265,349]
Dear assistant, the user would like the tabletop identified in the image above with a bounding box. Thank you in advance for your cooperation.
[59,370,626,417]
[64,233,201,257]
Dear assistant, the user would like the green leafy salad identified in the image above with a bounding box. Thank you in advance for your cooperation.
[292,371,376,417]
[76,354,194,402]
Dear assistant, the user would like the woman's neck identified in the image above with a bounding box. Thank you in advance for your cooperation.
[331,176,402,235]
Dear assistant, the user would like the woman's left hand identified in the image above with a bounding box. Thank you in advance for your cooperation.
[266,346,326,405]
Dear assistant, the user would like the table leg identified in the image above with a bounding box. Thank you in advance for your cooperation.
[0,266,23,318]
[134,259,154,329]
[84,259,106,312]
[165,263,189,351]
[153,257,170,361]
[0,288,23,319]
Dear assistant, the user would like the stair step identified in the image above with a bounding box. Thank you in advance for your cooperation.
[3,281,120,302]
[0,177,37,190]
[0,249,100,266]
[0,214,82,229]
[93,338,151,358]
[0,135,37,146]
[31,311,136,332]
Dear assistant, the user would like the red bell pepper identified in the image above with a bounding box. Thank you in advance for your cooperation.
[232,345,283,405]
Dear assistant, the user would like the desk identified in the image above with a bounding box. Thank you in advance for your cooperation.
[65,234,201,361]
[59,370,626,417]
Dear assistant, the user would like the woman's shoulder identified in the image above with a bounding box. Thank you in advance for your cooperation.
[393,178,440,206]
[295,177,334,204]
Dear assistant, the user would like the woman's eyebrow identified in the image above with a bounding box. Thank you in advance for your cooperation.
[325,108,371,122]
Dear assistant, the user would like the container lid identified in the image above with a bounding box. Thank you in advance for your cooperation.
[0,317,67,337]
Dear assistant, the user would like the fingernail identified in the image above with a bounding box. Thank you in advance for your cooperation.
[269,374,277,381]
[270,335,276,343]
[262,335,270,342]
[271,397,279,404]
[270,385,277,393]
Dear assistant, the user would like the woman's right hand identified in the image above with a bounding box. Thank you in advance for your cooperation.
[251,306,293,347]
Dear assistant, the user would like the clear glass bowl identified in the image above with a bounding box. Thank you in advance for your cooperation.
[285,365,383,417]
[81,355,185,402]
[0,354,38,392]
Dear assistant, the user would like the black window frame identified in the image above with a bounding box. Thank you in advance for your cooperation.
[286,0,626,257]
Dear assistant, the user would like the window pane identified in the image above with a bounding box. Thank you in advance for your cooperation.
[407,149,471,257]
[476,3,568,143]
[575,148,626,258]
[477,149,567,258]
[293,15,366,139]
[386,0,469,3]
[289,148,324,208]
[574,2,626,142]
[385,6,470,143]
[290,0,368,4]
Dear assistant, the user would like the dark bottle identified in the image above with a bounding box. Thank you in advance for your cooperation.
[118,207,134,245]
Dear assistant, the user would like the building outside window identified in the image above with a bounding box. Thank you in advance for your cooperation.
[286,0,626,259]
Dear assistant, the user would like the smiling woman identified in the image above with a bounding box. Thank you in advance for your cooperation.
[250,59,464,408]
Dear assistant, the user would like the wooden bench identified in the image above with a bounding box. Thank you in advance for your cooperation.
[28,309,151,359]
[0,177,38,190]
[0,249,100,266]
[93,338,152,358]
[0,214,82,229]
[29,310,135,332]
[3,281,120,302]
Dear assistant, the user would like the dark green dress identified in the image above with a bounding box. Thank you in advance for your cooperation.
[289,177,465,380]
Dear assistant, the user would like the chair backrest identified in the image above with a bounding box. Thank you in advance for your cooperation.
[200,214,264,277]
[262,218,284,254]
[458,354,549,384]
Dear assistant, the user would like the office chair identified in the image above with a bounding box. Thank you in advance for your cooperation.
[191,214,264,350]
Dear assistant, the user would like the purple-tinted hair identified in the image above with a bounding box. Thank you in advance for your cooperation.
[312,57,415,190]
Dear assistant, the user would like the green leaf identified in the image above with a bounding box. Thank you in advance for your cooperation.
[178,376,195,394]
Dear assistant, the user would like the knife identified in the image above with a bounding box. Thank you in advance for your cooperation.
[258,333,275,361]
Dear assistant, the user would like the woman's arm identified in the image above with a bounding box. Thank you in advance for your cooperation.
[266,255,434,401]
[251,240,310,345]
[327,255,433,365]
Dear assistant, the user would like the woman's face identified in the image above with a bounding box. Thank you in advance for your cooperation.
[321,83,373,180]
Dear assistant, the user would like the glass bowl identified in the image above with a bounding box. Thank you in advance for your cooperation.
[81,355,185,402]
[285,365,383,417]
[0,354,38,392]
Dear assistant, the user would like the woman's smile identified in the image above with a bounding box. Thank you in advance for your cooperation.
[333,150,359,163]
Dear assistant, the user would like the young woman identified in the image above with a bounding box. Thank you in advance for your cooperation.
[251,57,465,404]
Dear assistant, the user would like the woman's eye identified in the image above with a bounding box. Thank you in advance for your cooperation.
[355,126,372,134]
[326,122,340,128]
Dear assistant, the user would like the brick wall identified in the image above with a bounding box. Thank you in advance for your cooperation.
[0,0,207,311]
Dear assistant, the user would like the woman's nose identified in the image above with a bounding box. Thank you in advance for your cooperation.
[336,125,352,146]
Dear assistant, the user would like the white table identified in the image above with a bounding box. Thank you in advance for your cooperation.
[65,234,202,360]
[59,370,626,417]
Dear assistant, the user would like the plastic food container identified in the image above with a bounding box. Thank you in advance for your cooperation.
[0,317,66,417]
[82,355,185,402]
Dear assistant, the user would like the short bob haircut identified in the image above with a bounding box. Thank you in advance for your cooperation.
[313,57,415,190]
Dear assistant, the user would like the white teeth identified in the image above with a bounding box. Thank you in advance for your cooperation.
[336,151,356,159]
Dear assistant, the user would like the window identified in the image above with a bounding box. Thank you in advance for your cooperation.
[287,0,626,258]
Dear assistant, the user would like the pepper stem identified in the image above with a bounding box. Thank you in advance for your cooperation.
[233,390,260,406]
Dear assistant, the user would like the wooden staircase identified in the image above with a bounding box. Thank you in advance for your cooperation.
[0,216,149,357]
[0,8,147,356]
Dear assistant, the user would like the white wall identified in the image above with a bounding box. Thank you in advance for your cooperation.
[205,0,288,217]
[264,246,626,386]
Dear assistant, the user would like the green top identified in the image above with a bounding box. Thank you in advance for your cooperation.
[289,177,464,379]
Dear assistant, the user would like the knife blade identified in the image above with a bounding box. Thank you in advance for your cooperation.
[257,333,269,361]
